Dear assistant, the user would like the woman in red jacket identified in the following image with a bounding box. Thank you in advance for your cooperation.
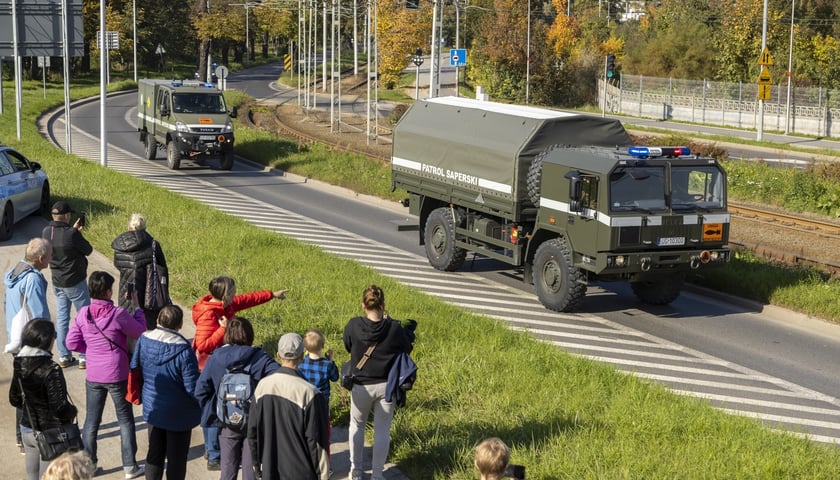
[192,275,287,470]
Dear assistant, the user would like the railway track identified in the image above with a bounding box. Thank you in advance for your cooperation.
[256,106,840,276]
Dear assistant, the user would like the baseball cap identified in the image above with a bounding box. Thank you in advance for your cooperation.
[51,201,74,215]
[277,333,304,360]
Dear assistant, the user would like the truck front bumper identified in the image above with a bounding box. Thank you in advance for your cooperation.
[172,132,234,156]
[584,247,730,275]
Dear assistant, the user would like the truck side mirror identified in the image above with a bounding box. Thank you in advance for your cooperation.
[160,104,170,116]
[229,106,238,119]
[565,171,583,212]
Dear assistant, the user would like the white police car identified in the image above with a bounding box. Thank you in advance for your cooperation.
[0,146,49,240]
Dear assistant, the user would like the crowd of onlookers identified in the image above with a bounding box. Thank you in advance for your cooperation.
[6,204,522,479]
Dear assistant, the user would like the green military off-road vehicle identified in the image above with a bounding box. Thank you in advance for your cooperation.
[391,97,730,312]
[137,79,237,170]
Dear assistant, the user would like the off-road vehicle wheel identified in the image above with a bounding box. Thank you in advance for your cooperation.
[631,273,684,305]
[532,237,586,311]
[424,207,466,271]
[166,142,181,170]
[144,133,157,160]
[527,144,565,207]
[219,151,233,170]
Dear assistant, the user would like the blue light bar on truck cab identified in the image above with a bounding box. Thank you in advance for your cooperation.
[627,146,690,158]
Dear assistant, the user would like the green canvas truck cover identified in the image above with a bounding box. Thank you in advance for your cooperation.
[392,96,632,207]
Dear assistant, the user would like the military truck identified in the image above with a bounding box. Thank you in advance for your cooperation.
[391,97,730,312]
[137,79,237,170]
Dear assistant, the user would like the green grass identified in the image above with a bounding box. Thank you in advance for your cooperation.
[6,79,840,478]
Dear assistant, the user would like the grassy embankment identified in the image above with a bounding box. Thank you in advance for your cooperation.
[4,77,840,478]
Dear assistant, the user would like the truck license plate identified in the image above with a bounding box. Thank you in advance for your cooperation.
[657,237,685,246]
[199,135,216,141]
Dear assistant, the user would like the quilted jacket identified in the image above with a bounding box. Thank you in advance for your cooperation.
[9,346,77,430]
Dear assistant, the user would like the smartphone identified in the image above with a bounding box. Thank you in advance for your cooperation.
[504,464,525,480]
[78,212,86,227]
[126,282,134,299]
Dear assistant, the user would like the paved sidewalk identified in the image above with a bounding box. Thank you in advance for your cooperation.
[1,216,410,480]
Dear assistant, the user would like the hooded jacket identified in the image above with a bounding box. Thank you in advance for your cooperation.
[9,346,78,430]
[42,220,93,287]
[194,344,280,427]
[131,327,201,431]
[65,299,146,384]
[4,262,49,337]
[111,230,168,311]
[342,317,413,385]
[191,290,274,370]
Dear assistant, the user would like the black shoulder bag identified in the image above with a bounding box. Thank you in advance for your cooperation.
[341,342,377,391]
[17,367,83,461]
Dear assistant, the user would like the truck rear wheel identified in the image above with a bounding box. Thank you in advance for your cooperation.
[631,273,684,305]
[424,207,466,271]
[219,151,233,170]
[532,237,586,312]
[144,133,157,160]
[166,142,181,170]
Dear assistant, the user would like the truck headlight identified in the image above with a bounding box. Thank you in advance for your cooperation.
[175,121,190,133]
[223,119,234,133]
[607,255,627,268]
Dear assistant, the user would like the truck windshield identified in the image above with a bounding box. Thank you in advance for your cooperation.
[670,165,725,211]
[609,166,666,212]
[172,94,227,114]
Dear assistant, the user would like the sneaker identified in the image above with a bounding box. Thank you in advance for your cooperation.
[124,465,144,479]
[58,356,76,368]
[207,460,221,471]
[78,358,86,369]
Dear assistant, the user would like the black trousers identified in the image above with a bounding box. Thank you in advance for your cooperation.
[145,425,192,480]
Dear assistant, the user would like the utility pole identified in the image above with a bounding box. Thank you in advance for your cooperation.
[757,0,768,141]
[429,0,438,98]
[784,0,795,135]
[525,0,531,104]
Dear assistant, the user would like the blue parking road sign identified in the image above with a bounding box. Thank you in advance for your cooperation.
[450,49,467,67]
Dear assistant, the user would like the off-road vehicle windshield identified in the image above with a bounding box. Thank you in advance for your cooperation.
[172,93,227,114]
[609,166,666,212]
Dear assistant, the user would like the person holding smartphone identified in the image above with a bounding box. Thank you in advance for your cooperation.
[42,201,93,369]
[111,213,169,330]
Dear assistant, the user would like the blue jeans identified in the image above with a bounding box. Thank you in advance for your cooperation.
[54,280,91,359]
[203,425,221,463]
[83,380,138,468]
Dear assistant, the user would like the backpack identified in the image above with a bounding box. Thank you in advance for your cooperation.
[216,352,258,432]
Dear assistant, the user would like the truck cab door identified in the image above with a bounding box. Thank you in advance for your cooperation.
[562,173,601,262]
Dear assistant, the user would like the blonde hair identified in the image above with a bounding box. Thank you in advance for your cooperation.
[42,451,95,480]
[304,328,325,353]
[474,437,510,480]
[128,213,146,231]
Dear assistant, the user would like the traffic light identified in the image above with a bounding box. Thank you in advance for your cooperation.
[405,0,419,8]
[606,54,616,79]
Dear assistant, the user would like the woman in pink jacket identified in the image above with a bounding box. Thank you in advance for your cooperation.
[66,271,146,478]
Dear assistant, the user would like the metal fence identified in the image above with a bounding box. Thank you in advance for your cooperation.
[600,74,840,138]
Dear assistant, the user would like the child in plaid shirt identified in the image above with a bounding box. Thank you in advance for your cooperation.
[298,328,339,409]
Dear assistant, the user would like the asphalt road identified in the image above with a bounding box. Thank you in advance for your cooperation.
[41,70,840,447]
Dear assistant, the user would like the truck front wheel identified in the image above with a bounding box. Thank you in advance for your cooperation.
[424,207,466,271]
[166,142,181,170]
[532,238,586,312]
[631,273,684,305]
[144,133,157,160]
[219,151,233,170]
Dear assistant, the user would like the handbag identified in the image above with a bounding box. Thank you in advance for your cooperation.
[126,366,143,405]
[144,240,168,310]
[4,291,30,354]
[341,342,377,391]
[17,376,83,461]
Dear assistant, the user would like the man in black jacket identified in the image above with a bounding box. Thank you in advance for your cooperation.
[42,201,93,368]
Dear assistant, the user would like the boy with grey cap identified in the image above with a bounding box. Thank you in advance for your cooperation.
[247,333,330,480]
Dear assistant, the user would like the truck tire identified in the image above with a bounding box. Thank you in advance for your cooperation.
[166,142,181,170]
[144,133,157,160]
[219,151,233,170]
[532,237,586,312]
[424,207,466,271]
[527,145,563,206]
[631,273,684,305]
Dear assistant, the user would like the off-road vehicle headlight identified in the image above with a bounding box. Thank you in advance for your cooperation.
[175,121,190,133]
[223,119,234,133]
